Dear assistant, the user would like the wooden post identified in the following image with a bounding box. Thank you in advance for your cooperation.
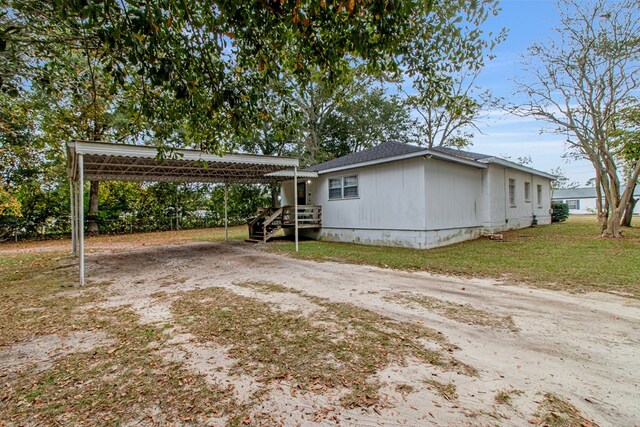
[78,154,85,286]
[224,182,228,242]
[294,166,298,252]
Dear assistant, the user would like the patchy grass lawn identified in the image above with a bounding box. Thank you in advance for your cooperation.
[0,250,238,425]
[386,292,518,332]
[270,217,640,298]
[172,281,474,409]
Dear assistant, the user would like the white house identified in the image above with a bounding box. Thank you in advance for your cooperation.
[552,187,640,215]
[277,141,555,249]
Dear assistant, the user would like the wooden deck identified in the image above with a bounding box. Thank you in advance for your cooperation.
[247,205,322,242]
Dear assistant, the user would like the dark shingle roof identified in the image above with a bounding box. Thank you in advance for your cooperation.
[307,141,424,172]
[307,141,496,172]
[429,146,493,161]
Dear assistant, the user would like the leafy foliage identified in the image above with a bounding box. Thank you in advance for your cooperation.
[551,201,569,223]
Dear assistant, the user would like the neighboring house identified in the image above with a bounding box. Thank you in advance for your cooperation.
[280,141,555,249]
[552,186,640,215]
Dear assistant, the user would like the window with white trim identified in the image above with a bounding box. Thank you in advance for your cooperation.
[537,184,543,206]
[524,181,531,202]
[567,199,580,210]
[328,175,359,200]
[508,178,516,206]
[329,178,342,199]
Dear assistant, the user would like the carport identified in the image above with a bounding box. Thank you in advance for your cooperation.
[67,141,317,286]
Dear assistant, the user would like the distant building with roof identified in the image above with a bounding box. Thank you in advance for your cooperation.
[552,186,640,215]
[277,141,556,249]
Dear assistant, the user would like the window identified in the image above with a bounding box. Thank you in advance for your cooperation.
[508,178,516,206]
[343,175,358,198]
[329,178,342,199]
[524,182,531,202]
[328,175,358,200]
[567,199,580,210]
[537,184,543,206]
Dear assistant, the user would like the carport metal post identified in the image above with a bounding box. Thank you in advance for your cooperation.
[224,182,228,242]
[294,166,298,252]
[70,181,76,255]
[78,153,85,286]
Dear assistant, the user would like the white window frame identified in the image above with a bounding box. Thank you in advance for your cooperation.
[508,178,516,207]
[328,174,359,200]
[537,184,543,207]
[567,199,580,210]
[524,181,531,202]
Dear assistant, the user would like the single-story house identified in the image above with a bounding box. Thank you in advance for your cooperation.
[278,141,556,249]
[552,186,640,215]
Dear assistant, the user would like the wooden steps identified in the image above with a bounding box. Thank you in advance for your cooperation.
[247,205,322,243]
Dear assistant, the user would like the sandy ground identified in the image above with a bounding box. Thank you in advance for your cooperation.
[5,239,640,426]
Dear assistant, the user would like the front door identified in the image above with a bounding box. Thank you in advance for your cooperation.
[297,182,306,206]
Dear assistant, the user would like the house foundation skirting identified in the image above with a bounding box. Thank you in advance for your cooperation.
[296,226,484,249]
[483,214,551,233]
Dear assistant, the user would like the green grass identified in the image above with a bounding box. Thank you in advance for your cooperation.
[270,217,640,298]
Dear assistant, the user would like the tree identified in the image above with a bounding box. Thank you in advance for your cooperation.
[321,88,416,159]
[3,0,505,153]
[514,0,640,237]
[400,0,506,148]
[549,167,580,190]
[612,103,640,226]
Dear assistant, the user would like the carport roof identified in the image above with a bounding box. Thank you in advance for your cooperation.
[66,141,315,183]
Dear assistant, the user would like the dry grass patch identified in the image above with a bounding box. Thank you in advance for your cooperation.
[0,251,106,346]
[387,292,518,332]
[494,388,524,405]
[532,393,598,427]
[172,284,474,409]
[424,378,458,401]
[1,307,239,426]
[235,280,301,294]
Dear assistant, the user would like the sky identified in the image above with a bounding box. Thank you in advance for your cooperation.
[467,0,595,185]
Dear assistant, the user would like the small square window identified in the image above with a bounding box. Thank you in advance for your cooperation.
[567,199,580,210]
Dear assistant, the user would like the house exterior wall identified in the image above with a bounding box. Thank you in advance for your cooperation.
[283,157,431,247]
[281,158,553,249]
[483,164,552,232]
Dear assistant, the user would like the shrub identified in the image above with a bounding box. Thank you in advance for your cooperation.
[551,201,569,222]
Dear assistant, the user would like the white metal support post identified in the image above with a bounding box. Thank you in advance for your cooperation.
[224,182,228,242]
[294,166,298,252]
[78,154,85,286]
[70,181,76,255]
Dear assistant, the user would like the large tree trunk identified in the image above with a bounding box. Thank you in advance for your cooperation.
[603,209,622,237]
[87,180,100,235]
[621,196,637,227]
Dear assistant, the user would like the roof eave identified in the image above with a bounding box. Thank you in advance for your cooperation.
[315,149,487,174]
[479,157,557,180]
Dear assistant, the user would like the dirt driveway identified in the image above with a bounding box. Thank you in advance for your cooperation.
[3,239,640,426]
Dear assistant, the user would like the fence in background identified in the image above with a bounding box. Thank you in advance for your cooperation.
[0,212,249,242]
